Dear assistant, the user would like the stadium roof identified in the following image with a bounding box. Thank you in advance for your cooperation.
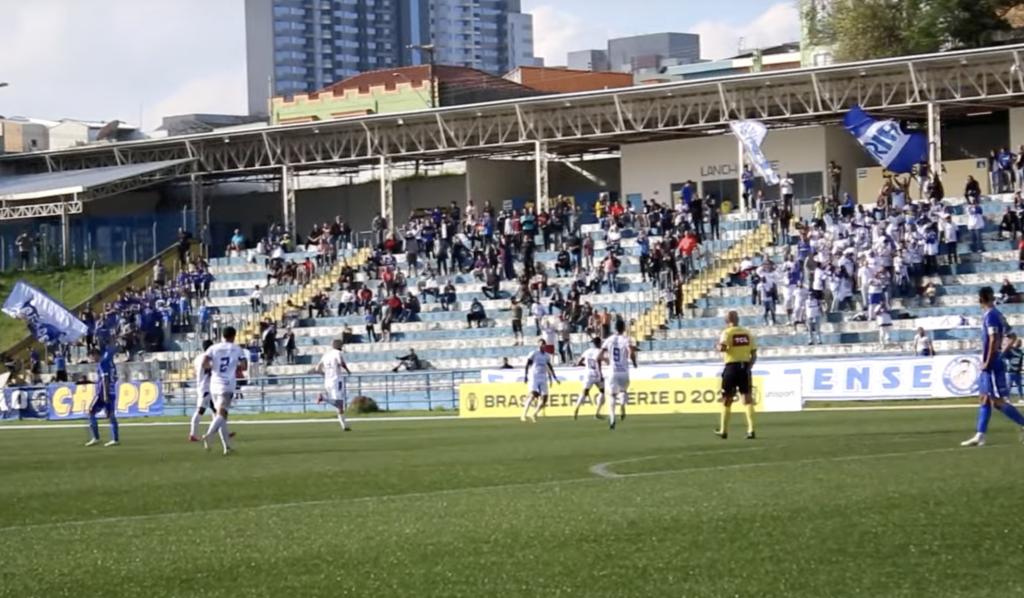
[0,158,193,201]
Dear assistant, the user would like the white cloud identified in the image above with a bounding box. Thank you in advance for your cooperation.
[529,6,619,66]
[691,2,801,60]
[0,0,246,131]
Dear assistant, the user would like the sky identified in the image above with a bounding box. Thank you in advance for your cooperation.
[0,0,799,131]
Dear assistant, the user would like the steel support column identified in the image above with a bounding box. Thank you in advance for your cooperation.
[61,193,73,267]
[534,141,549,212]
[736,138,746,212]
[379,155,394,231]
[927,102,942,180]
[280,165,296,240]
[190,173,205,235]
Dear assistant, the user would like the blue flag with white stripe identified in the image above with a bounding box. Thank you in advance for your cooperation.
[843,105,927,174]
[2,281,88,350]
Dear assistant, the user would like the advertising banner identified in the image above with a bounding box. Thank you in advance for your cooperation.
[459,376,768,419]
[46,381,164,420]
[481,355,981,402]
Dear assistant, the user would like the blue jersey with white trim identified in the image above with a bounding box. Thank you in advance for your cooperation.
[982,307,1009,370]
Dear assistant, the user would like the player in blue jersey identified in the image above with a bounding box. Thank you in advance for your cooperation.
[85,348,120,447]
[962,287,1024,446]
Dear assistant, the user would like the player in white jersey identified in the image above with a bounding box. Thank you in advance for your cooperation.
[599,319,637,430]
[572,338,606,420]
[200,326,248,454]
[316,339,353,431]
[521,338,558,422]
[188,340,237,442]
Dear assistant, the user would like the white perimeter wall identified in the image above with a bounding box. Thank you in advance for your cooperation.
[1010,108,1024,150]
[620,125,873,203]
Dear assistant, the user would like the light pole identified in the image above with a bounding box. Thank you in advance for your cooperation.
[406,44,436,109]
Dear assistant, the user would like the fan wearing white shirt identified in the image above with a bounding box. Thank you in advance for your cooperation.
[877,307,894,347]
[572,338,606,420]
[200,326,248,454]
[805,294,822,345]
[316,339,353,431]
[189,339,237,442]
[521,338,558,422]
[599,319,637,430]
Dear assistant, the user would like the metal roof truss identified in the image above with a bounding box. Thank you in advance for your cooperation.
[7,45,1024,177]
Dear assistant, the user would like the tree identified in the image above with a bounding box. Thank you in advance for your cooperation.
[808,0,1023,63]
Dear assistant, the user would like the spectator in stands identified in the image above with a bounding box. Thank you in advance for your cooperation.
[877,305,893,347]
[828,161,842,201]
[1001,147,1017,192]
[481,267,501,300]
[998,278,1019,304]
[392,349,420,372]
[261,321,278,365]
[177,228,192,267]
[250,285,263,314]
[419,272,439,303]
[967,197,986,252]
[228,229,245,255]
[153,262,166,287]
[965,175,982,202]
[16,230,32,271]
[363,308,378,343]
[440,281,457,312]
[467,298,487,329]
[380,310,393,343]
[1001,206,1020,242]
[283,329,296,365]
[337,288,355,316]
[308,292,329,319]
[401,293,420,322]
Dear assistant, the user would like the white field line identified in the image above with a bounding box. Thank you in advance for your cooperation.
[0,415,459,430]
[0,445,980,534]
[588,446,966,480]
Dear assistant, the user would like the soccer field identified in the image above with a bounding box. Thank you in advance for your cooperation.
[2,409,1023,598]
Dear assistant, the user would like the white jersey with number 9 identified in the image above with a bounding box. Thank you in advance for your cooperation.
[601,334,631,395]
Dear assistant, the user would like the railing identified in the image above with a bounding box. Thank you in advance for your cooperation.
[160,371,472,415]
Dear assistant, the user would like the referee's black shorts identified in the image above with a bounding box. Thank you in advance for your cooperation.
[721,362,752,396]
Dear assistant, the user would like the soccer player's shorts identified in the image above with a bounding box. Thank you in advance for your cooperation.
[196,392,213,410]
[326,379,347,409]
[89,384,116,416]
[529,378,549,396]
[214,392,234,410]
[582,374,603,395]
[605,372,630,396]
[721,362,752,397]
[977,369,1010,400]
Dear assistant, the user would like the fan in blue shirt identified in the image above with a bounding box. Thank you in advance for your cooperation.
[962,286,1024,446]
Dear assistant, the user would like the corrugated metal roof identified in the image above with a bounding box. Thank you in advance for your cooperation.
[0,158,191,201]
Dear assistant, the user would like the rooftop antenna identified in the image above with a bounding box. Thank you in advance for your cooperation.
[738,37,746,53]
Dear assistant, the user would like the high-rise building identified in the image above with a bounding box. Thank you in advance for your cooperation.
[606,32,700,74]
[567,49,609,72]
[245,0,537,116]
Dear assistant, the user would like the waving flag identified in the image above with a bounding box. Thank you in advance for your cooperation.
[843,106,927,174]
[2,281,88,349]
[729,120,781,186]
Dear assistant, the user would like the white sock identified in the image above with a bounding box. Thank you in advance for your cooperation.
[573,393,586,410]
[607,395,617,426]
[189,410,202,437]
[531,397,544,417]
[594,393,605,413]
[522,397,534,418]
[205,415,224,439]
[217,422,230,450]
[337,412,348,429]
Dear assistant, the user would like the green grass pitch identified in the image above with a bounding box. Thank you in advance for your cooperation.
[2,409,1024,598]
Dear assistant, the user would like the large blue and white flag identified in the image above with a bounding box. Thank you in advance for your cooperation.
[729,120,781,186]
[2,281,88,349]
[843,105,927,174]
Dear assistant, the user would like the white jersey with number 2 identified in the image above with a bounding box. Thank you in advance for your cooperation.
[205,342,246,396]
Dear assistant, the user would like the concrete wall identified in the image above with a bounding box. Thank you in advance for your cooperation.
[620,126,829,204]
[205,174,467,241]
[465,159,534,204]
[1010,108,1024,151]
[465,157,621,207]
[823,125,876,201]
[855,158,988,204]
